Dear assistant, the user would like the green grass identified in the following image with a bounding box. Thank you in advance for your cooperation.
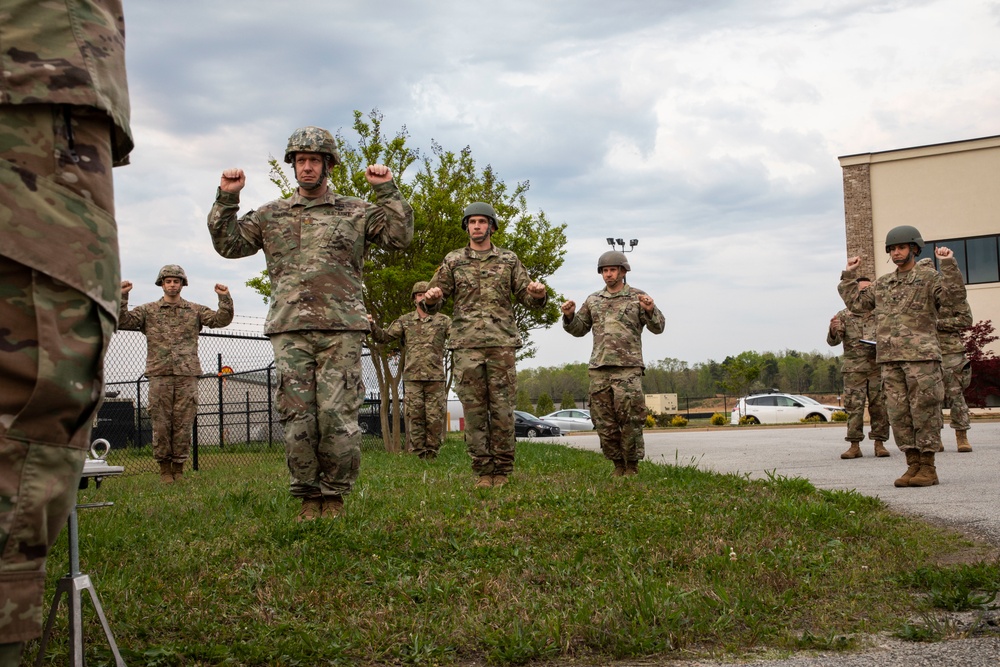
[27,437,999,666]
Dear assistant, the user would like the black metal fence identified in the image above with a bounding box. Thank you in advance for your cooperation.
[96,316,392,475]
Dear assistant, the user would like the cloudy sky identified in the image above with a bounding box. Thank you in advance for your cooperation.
[115,0,1000,369]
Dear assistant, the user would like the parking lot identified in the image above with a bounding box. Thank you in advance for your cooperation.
[558,421,1000,547]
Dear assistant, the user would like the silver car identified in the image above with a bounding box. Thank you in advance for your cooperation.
[541,409,595,432]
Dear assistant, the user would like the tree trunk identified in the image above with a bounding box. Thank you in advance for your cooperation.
[370,345,403,452]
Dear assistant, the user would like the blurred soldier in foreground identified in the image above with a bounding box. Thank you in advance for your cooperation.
[0,0,132,659]
[368,281,451,459]
[422,203,547,488]
[839,226,966,488]
[827,277,890,459]
[118,265,234,482]
[208,126,413,521]
[917,258,975,452]
[561,252,664,477]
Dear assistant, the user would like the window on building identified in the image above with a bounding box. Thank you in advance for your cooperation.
[927,235,1000,285]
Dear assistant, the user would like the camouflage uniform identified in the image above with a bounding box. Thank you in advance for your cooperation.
[207,181,413,500]
[563,285,665,465]
[118,292,234,464]
[937,298,974,432]
[426,246,546,477]
[0,0,132,647]
[370,311,451,458]
[839,257,966,454]
[827,309,889,444]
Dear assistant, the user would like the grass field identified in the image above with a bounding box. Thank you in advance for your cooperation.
[27,437,1000,666]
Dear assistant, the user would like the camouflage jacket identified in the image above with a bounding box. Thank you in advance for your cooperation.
[207,182,413,335]
[118,294,234,376]
[426,244,546,349]
[827,308,878,373]
[838,256,966,363]
[370,311,451,381]
[936,300,974,356]
[562,284,665,369]
[0,0,133,164]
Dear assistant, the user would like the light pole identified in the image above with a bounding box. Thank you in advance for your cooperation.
[605,237,639,253]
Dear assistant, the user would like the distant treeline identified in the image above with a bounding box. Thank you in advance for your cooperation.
[516,350,842,410]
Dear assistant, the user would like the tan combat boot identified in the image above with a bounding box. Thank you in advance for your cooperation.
[321,495,344,519]
[956,430,972,453]
[612,461,626,477]
[475,475,493,489]
[492,474,508,487]
[873,441,890,458]
[296,497,322,522]
[909,451,939,487]
[159,461,174,484]
[623,462,639,476]
[172,461,184,481]
[893,450,921,487]
[840,442,862,459]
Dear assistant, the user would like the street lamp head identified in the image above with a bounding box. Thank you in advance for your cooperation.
[606,238,615,247]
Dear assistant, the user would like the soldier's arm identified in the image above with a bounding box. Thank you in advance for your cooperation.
[563,298,594,337]
[640,296,665,335]
[117,297,145,331]
[371,317,403,345]
[827,314,844,346]
[207,189,265,259]
[838,273,875,314]
[363,181,414,251]
[511,258,547,309]
[199,293,235,329]
[935,256,968,310]
[422,263,454,315]
[938,300,973,333]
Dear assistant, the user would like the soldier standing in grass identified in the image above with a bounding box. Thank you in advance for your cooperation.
[0,1,132,660]
[827,277,890,460]
[561,251,664,477]
[839,225,966,488]
[368,281,451,460]
[918,258,975,453]
[422,203,548,488]
[208,126,413,521]
[118,266,234,483]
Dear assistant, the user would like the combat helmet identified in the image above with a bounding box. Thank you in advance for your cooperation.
[411,281,430,298]
[461,202,499,232]
[155,264,188,286]
[283,126,341,166]
[884,225,924,254]
[597,250,631,273]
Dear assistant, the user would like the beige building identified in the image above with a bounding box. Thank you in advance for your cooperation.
[839,134,1000,356]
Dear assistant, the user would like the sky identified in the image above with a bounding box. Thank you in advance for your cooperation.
[114,0,1000,370]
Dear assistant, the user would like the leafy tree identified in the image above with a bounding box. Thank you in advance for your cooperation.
[535,392,555,416]
[516,389,534,413]
[962,319,1000,408]
[560,391,576,410]
[247,109,567,450]
[719,351,762,398]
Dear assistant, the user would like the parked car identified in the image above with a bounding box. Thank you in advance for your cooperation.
[540,409,594,432]
[730,392,845,425]
[514,411,561,438]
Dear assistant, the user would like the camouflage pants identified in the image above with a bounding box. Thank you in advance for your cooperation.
[0,106,116,643]
[271,331,365,499]
[881,360,944,453]
[453,347,517,476]
[147,375,198,463]
[941,352,972,431]
[404,380,446,457]
[843,366,890,443]
[589,367,647,463]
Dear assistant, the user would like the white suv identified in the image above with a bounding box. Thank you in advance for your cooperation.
[730,392,845,425]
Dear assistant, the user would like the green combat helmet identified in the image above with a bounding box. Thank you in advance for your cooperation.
[155,264,188,286]
[597,250,631,273]
[461,202,499,232]
[411,281,430,298]
[283,126,341,166]
[885,225,924,254]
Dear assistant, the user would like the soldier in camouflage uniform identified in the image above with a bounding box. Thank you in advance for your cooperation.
[368,282,451,459]
[827,277,890,459]
[839,226,966,489]
[207,127,413,521]
[917,258,975,453]
[562,251,665,477]
[118,265,235,482]
[422,203,548,488]
[0,1,132,657]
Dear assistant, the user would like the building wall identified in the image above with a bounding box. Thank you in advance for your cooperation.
[839,136,1000,355]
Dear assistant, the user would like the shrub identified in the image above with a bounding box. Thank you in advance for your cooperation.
[710,412,727,426]
[800,415,823,423]
[739,415,757,426]
[645,414,656,428]
[670,415,688,427]
[654,412,672,427]
[831,410,848,422]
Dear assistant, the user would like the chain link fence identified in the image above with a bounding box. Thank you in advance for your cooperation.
[96,315,392,475]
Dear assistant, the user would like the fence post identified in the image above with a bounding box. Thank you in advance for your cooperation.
[267,364,273,448]
[246,390,251,444]
[192,408,199,471]
[134,375,142,449]
[217,353,224,450]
